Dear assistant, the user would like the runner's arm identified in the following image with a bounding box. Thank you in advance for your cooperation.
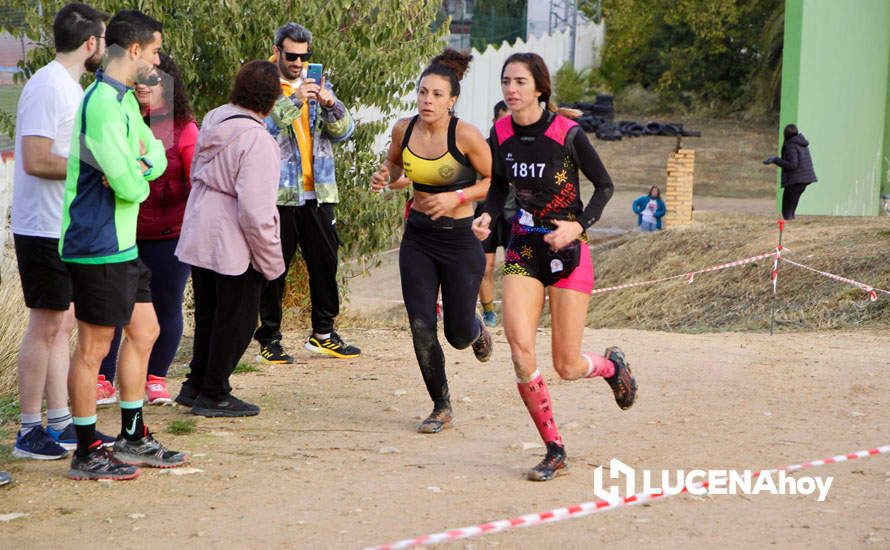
[572,129,613,229]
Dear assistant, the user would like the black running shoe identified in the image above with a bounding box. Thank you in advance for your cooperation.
[304,331,361,359]
[471,320,493,362]
[527,441,568,481]
[256,339,294,364]
[417,406,454,434]
[113,431,188,468]
[174,382,199,407]
[68,444,140,481]
[604,346,637,410]
[191,394,260,417]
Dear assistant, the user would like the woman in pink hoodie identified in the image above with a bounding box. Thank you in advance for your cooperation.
[175,61,285,417]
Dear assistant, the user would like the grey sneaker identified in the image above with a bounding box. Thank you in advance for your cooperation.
[527,442,568,481]
[113,432,188,469]
[68,445,140,481]
[0,471,11,486]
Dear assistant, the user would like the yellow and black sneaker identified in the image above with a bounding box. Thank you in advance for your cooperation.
[256,340,294,364]
[304,331,361,359]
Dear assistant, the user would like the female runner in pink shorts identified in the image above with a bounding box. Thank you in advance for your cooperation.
[472,52,637,481]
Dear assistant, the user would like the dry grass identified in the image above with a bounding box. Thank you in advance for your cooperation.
[0,256,27,401]
[585,213,890,332]
[594,114,778,199]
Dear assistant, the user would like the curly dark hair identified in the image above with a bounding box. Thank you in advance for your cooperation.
[229,60,280,115]
[419,48,472,97]
[155,52,193,125]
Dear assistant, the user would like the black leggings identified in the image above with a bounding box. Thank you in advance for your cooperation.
[782,183,808,220]
[399,211,485,409]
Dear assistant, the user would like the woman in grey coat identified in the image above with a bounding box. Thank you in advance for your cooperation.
[764,124,817,220]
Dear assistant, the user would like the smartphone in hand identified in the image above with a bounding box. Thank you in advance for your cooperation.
[306,63,323,83]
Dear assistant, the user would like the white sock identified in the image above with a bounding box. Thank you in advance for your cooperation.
[20,412,42,434]
[47,407,73,431]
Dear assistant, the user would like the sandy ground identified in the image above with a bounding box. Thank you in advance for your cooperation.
[1,324,887,549]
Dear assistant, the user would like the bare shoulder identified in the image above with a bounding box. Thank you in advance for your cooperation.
[455,119,485,145]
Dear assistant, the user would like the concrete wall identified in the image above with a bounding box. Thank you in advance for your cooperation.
[780,0,890,216]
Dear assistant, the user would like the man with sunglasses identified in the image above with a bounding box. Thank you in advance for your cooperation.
[254,22,359,363]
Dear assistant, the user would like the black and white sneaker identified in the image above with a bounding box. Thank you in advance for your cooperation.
[113,432,188,469]
[68,443,140,480]
[527,441,568,482]
[191,394,260,418]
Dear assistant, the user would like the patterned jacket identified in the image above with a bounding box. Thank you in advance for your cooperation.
[264,79,354,205]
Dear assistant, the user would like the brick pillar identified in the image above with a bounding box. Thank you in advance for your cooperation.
[664,149,694,228]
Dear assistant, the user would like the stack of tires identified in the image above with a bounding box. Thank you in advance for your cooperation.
[558,96,701,141]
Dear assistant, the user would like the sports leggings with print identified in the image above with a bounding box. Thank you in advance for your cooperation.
[399,210,485,409]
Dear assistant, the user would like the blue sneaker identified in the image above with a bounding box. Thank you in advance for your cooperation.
[0,471,10,486]
[13,426,68,460]
[46,424,115,451]
[482,310,497,327]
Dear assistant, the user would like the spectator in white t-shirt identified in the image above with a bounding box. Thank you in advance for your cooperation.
[632,185,666,232]
[10,3,114,461]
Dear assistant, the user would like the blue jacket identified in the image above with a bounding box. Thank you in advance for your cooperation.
[264,79,354,205]
[632,195,666,229]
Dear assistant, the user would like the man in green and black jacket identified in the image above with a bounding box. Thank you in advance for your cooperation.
[60,9,186,481]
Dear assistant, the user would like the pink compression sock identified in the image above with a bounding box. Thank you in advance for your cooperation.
[582,352,615,378]
[516,370,563,446]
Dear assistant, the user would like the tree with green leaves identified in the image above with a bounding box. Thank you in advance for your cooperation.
[1,1,447,313]
[592,0,783,112]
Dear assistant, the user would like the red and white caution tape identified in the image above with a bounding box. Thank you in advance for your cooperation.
[589,249,779,295]
[366,444,890,550]
[780,258,889,302]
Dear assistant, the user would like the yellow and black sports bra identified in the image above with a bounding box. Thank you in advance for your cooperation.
[400,115,477,193]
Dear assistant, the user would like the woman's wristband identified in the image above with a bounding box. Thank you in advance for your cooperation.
[456,189,466,204]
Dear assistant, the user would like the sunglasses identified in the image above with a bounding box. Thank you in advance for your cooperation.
[282,51,311,62]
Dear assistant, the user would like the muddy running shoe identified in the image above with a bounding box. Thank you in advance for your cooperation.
[527,441,568,481]
[96,374,117,406]
[256,339,294,364]
[68,443,140,481]
[46,423,115,451]
[0,471,10,486]
[603,346,637,410]
[304,332,361,359]
[191,394,260,418]
[482,310,497,327]
[113,431,188,469]
[13,426,67,460]
[417,406,453,434]
[145,375,173,405]
[471,320,493,362]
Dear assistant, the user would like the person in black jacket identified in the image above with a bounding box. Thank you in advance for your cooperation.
[764,124,817,220]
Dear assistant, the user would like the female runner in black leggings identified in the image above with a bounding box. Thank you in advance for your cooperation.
[371,49,493,433]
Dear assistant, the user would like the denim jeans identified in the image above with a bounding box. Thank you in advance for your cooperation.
[640,220,659,232]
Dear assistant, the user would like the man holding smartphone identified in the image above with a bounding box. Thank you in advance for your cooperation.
[255,22,359,363]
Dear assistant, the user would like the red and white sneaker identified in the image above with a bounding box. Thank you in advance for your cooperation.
[145,375,173,406]
[96,375,117,406]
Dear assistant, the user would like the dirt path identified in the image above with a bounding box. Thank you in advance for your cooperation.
[1,325,887,549]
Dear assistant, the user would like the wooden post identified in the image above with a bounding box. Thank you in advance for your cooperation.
[664,148,695,228]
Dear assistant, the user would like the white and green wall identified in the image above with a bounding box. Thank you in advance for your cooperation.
[780,0,890,216]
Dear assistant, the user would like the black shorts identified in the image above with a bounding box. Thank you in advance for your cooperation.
[66,259,152,326]
[13,234,72,310]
